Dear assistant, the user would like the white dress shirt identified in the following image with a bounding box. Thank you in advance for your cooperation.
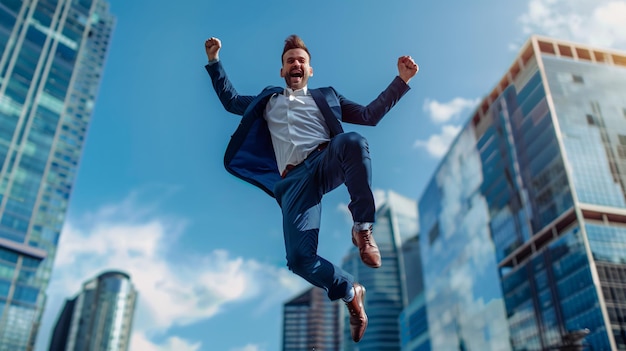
[264,86,331,174]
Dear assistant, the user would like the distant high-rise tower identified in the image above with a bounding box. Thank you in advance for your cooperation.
[342,191,418,350]
[0,0,114,349]
[398,234,430,351]
[418,35,626,351]
[48,271,137,351]
[282,286,341,351]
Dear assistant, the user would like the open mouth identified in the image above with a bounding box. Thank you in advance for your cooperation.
[289,70,303,78]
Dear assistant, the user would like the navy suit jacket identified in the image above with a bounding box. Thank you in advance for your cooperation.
[206,61,410,198]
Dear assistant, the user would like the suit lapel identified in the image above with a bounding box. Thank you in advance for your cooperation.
[310,88,343,137]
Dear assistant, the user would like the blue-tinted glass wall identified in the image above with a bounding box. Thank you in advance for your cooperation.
[543,45,626,350]
[478,52,580,350]
[420,36,626,351]
[0,0,114,349]
[499,39,626,350]
[399,218,428,351]
[544,53,626,208]
[419,123,512,351]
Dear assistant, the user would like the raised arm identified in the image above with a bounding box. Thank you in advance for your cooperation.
[204,37,255,116]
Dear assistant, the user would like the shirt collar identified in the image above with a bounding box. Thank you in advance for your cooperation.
[284,86,309,96]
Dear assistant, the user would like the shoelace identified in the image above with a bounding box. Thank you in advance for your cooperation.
[356,230,374,247]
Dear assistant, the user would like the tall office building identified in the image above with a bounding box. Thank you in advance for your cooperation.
[0,0,114,349]
[400,235,424,304]
[282,286,341,351]
[398,235,430,351]
[399,292,429,351]
[418,35,626,351]
[342,191,418,350]
[48,271,137,351]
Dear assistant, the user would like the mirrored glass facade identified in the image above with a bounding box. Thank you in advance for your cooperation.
[419,126,512,351]
[342,191,418,351]
[0,0,114,349]
[543,42,626,350]
[399,213,428,351]
[417,36,626,351]
[399,291,429,351]
[49,271,137,351]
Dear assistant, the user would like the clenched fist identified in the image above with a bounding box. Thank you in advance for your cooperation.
[205,37,221,62]
[397,56,419,84]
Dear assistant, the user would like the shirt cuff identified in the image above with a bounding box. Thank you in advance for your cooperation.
[208,58,219,65]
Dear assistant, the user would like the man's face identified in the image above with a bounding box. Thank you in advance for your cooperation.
[280,48,313,90]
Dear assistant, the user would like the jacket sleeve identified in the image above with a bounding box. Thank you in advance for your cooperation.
[205,61,256,116]
[338,76,410,126]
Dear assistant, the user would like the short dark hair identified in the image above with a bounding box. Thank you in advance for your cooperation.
[282,34,311,63]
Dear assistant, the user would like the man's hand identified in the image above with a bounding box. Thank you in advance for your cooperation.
[205,37,221,62]
[397,56,419,84]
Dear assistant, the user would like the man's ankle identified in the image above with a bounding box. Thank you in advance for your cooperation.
[342,285,355,303]
[353,222,372,231]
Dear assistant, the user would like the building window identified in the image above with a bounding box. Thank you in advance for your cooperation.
[586,114,595,125]
[572,74,584,83]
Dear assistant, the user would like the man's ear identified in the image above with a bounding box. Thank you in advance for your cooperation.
[309,66,314,77]
[280,67,285,78]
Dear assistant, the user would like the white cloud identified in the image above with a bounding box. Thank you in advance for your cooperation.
[132,333,202,351]
[417,97,477,158]
[230,344,266,351]
[414,125,462,158]
[518,0,626,48]
[37,192,304,351]
[422,97,480,124]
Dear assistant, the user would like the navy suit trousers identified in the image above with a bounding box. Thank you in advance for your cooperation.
[273,132,375,301]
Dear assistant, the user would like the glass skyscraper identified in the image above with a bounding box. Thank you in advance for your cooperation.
[399,292,429,351]
[399,235,429,351]
[48,271,137,351]
[342,191,418,350]
[282,286,341,351]
[418,35,626,351]
[0,0,114,349]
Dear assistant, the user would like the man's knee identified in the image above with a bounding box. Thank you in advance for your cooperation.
[337,132,368,150]
[286,251,317,276]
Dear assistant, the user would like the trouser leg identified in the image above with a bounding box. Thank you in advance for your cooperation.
[274,166,354,301]
[316,132,375,223]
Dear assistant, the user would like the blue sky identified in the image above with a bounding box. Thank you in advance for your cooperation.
[34,0,626,350]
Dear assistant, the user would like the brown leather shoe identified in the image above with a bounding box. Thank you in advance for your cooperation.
[352,225,381,268]
[346,283,368,342]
